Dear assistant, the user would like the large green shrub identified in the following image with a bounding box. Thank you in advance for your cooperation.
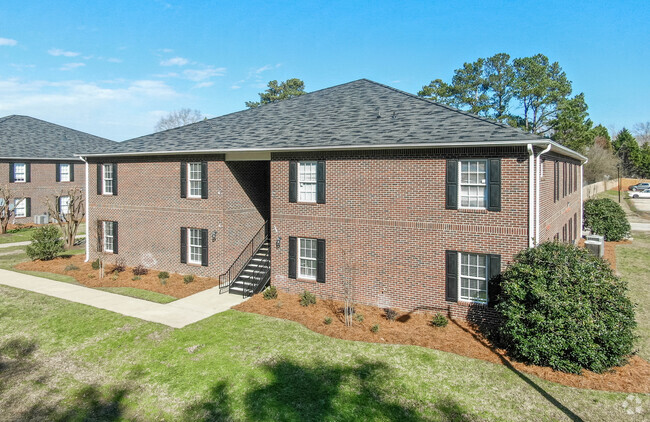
[583,198,630,241]
[25,225,64,261]
[496,242,636,374]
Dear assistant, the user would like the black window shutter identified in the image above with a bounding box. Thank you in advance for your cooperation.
[487,158,501,212]
[574,213,578,240]
[317,239,326,283]
[112,163,118,195]
[55,196,60,214]
[563,162,567,197]
[445,250,458,302]
[180,162,187,198]
[487,254,501,307]
[25,197,31,217]
[25,163,31,183]
[112,221,118,254]
[56,163,61,182]
[201,228,208,266]
[446,160,458,210]
[180,227,187,264]
[97,221,103,252]
[201,161,208,199]
[316,161,326,204]
[9,163,14,183]
[553,161,559,202]
[288,236,297,279]
[289,161,297,203]
[97,164,102,194]
[70,163,75,182]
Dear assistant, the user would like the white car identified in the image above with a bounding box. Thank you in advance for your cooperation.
[630,188,650,199]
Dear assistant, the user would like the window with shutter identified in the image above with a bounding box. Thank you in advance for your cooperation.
[445,250,458,302]
[446,160,458,210]
[288,236,297,278]
[458,252,488,303]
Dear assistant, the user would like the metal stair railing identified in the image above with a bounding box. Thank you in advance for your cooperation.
[219,221,269,294]
[241,244,271,297]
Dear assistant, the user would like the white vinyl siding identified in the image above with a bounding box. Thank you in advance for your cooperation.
[14,198,26,217]
[459,252,488,303]
[102,164,113,195]
[298,238,317,279]
[103,221,114,253]
[188,163,202,198]
[60,164,71,182]
[459,160,487,209]
[13,163,26,183]
[298,161,317,203]
[188,228,202,265]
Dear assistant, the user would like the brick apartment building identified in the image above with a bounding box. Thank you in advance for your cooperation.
[0,115,115,223]
[79,79,584,320]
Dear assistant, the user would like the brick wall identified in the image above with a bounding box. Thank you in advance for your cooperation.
[269,147,530,321]
[0,160,85,223]
[87,155,268,277]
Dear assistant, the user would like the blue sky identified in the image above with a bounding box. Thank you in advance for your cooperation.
[0,0,648,141]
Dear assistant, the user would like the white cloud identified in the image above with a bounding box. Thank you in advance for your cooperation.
[107,58,123,63]
[48,48,80,57]
[0,38,17,46]
[194,81,214,88]
[160,57,188,66]
[60,62,86,71]
[183,66,226,81]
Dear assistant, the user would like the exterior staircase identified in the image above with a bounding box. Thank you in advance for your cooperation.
[228,239,271,296]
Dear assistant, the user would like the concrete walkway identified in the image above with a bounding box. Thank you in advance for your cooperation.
[0,234,85,249]
[631,222,650,232]
[0,269,247,328]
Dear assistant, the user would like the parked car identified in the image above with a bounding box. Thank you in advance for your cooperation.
[630,189,650,199]
[629,182,650,191]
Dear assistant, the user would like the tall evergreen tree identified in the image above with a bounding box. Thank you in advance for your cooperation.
[551,93,593,153]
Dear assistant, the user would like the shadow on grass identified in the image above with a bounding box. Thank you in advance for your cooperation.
[185,359,477,421]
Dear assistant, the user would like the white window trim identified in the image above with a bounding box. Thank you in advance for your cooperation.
[187,162,202,199]
[60,163,71,182]
[14,198,26,218]
[103,221,114,253]
[59,196,70,217]
[458,159,488,210]
[102,164,113,195]
[298,237,317,280]
[13,163,26,183]
[297,161,317,203]
[188,228,202,265]
[457,252,488,304]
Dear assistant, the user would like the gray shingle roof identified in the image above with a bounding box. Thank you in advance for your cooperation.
[0,115,115,160]
[88,79,545,155]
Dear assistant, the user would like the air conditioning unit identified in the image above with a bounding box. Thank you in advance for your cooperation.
[34,214,49,225]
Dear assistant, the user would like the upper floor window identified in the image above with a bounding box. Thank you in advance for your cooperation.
[188,163,202,198]
[289,160,325,204]
[103,164,114,195]
[180,161,207,199]
[459,252,488,303]
[60,164,70,182]
[459,160,487,209]
[14,198,26,217]
[298,161,317,203]
[13,163,26,183]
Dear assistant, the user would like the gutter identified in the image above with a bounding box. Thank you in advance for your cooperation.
[79,155,90,262]
[527,144,535,248]
[580,158,588,240]
[535,144,552,245]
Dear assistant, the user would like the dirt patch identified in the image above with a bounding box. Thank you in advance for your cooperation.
[15,254,220,298]
[234,291,650,393]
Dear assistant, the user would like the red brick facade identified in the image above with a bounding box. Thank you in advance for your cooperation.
[0,160,84,223]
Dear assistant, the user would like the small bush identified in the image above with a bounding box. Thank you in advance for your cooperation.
[299,290,317,307]
[183,274,195,284]
[64,264,79,272]
[158,271,170,280]
[324,317,332,325]
[132,276,141,281]
[354,313,364,322]
[262,285,278,300]
[160,278,167,286]
[384,308,397,321]
[431,313,448,327]
[371,324,380,333]
[91,259,100,270]
[583,198,630,241]
[111,273,118,281]
[25,225,64,261]
[87,273,95,279]
[112,258,126,273]
[496,241,636,374]
[132,265,148,276]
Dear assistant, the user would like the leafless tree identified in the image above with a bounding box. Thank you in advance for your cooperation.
[45,187,85,249]
[633,121,650,145]
[154,108,204,132]
[93,219,107,279]
[584,144,622,184]
[0,185,15,234]
[341,250,358,327]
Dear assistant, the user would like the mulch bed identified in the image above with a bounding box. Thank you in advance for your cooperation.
[15,254,218,298]
[577,238,629,270]
[234,291,650,393]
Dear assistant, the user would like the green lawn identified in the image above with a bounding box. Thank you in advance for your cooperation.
[0,223,86,245]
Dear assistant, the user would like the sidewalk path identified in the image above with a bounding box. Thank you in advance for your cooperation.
[0,234,85,249]
[0,269,246,328]
[631,222,650,232]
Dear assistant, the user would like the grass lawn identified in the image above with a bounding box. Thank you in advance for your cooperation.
[0,223,86,245]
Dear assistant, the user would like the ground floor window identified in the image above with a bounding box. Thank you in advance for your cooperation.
[59,196,70,218]
[14,198,26,217]
[459,252,487,303]
[188,228,202,265]
[103,221,114,253]
[298,237,317,279]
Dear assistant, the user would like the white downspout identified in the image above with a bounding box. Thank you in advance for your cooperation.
[535,144,552,245]
[527,144,535,248]
[80,156,90,262]
[580,158,587,239]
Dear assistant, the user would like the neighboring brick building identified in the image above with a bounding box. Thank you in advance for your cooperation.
[79,79,585,321]
[0,115,115,223]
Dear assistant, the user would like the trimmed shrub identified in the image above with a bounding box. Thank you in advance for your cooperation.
[371,324,380,333]
[25,225,64,261]
[299,290,316,307]
[496,241,636,374]
[384,308,397,322]
[158,271,170,280]
[431,313,448,327]
[64,264,79,272]
[132,265,148,276]
[91,259,100,270]
[262,285,278,300]
[183,274,195,284]
[324,317,332,325]
[583,198,630,241]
